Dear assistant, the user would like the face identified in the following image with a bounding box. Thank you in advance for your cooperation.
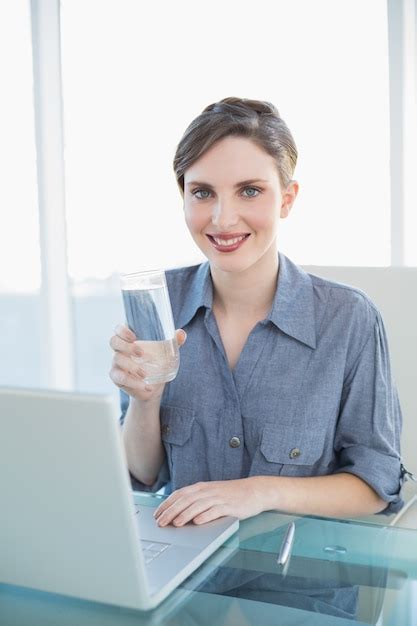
[183,136,298,275]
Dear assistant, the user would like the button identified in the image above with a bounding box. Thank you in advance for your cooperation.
[229,436,241,448]
[161,424,170,435]
[289,447,301,459]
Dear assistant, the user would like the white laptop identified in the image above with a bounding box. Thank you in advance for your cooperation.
[0,387,239,610]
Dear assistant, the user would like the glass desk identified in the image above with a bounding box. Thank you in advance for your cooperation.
[2,489,417,626]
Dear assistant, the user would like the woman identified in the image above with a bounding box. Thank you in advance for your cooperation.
[109,97,404,526]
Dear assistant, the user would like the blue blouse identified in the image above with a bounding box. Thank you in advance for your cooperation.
[120,253,404,513]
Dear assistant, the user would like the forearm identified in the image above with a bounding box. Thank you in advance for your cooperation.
[122,397,165,486]
[253,472,387,517]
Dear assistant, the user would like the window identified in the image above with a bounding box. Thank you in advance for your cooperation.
[403,0,417,265]
[59,0,392,391]
[0,0,42,387]
[3,1,414,392]
[61,0,391,278]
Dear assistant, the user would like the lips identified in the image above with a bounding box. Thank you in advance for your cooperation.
[206,233,250,252]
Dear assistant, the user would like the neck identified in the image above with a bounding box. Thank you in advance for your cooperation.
[210,245,279,317]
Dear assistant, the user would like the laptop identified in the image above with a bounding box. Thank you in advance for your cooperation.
[0,387,239,610]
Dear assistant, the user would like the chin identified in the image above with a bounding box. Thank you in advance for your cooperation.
[210,256,260,275]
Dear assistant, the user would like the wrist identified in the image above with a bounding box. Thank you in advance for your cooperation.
[126,395,163,424]
[131,391,163,409]
[247,475,278,514]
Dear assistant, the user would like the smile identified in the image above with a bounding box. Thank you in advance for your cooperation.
[206,233,250,252]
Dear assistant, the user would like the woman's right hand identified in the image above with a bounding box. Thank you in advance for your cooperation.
[109,324,187,403]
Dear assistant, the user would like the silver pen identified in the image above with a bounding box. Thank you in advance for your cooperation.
[277,521,295,566]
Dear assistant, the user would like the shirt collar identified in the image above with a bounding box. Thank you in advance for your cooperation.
[269,252,317,349]
[177,253,316,350]
[176,262,213,329]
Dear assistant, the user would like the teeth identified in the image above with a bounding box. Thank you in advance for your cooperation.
[213,235,246,246]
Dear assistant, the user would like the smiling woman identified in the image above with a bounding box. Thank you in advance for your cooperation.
[109,97,405,525]
[182,135,298,276]
[177,99,298,278]
[54,0,398,396]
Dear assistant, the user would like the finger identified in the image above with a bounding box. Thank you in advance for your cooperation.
[175,329,187,348]
[155,497,190,527]
[192,504,228,525]
[117,382,155,398]
[171,498,219,527]
[110,334,144,358]
[112,352,146,378]
[109,334,138,353]
[154,492,187,519]
[157,496,215,527]
[114,324,136,342]
[109,366,154,394]
[109,367,143,389]
[154,483,204,518]
[154,483,208,523]
[154,488,200,524]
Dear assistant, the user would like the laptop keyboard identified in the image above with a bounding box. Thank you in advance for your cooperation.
[140,539,171,565]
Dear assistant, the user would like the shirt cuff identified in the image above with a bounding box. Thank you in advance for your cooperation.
[334,444,404,515]
[128,459,170,494]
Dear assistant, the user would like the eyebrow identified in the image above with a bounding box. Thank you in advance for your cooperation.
[185,179,269,189]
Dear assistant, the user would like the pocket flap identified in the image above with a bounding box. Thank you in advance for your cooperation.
[160,405,195,446]
[260,423,325,465]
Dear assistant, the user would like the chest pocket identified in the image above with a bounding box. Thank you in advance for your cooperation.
[160,405,195,445]
[252,421,328,477]
[160,405,198,489]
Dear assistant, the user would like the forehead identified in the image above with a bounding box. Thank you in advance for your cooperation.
[184,136,279,184]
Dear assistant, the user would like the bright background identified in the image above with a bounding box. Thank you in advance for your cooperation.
[60,0,392,283]
[0,0,415,391]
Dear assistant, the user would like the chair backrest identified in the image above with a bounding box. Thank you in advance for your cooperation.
[303,266,417,471]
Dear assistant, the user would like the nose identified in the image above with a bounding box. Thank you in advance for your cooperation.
[211,199,239,230]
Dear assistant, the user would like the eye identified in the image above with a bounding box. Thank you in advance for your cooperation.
[242,187,261,198]
[192,189,212,200]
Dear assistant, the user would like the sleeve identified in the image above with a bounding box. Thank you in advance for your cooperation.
[119,389,170,493]
[333,311,404,514]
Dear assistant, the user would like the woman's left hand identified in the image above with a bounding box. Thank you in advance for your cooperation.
[153,478,265,526]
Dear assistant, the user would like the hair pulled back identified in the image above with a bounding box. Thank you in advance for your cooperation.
[173,97,297,192]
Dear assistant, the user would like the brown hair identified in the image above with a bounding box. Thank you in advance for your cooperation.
[173,97,298,192]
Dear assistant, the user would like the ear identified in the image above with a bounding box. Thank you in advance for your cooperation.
[280,180,299,219]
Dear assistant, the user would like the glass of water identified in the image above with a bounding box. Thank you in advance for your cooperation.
[120,270,179,385]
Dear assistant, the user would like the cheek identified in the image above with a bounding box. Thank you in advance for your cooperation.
[246,206,279,232]
[184,205,206,234]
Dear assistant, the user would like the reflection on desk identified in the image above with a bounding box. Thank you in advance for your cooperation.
[184,563,362,620]
[1,493,417,626]
[180,521,396,625]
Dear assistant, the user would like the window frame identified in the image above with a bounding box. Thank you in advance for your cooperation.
[31,0,75,389]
